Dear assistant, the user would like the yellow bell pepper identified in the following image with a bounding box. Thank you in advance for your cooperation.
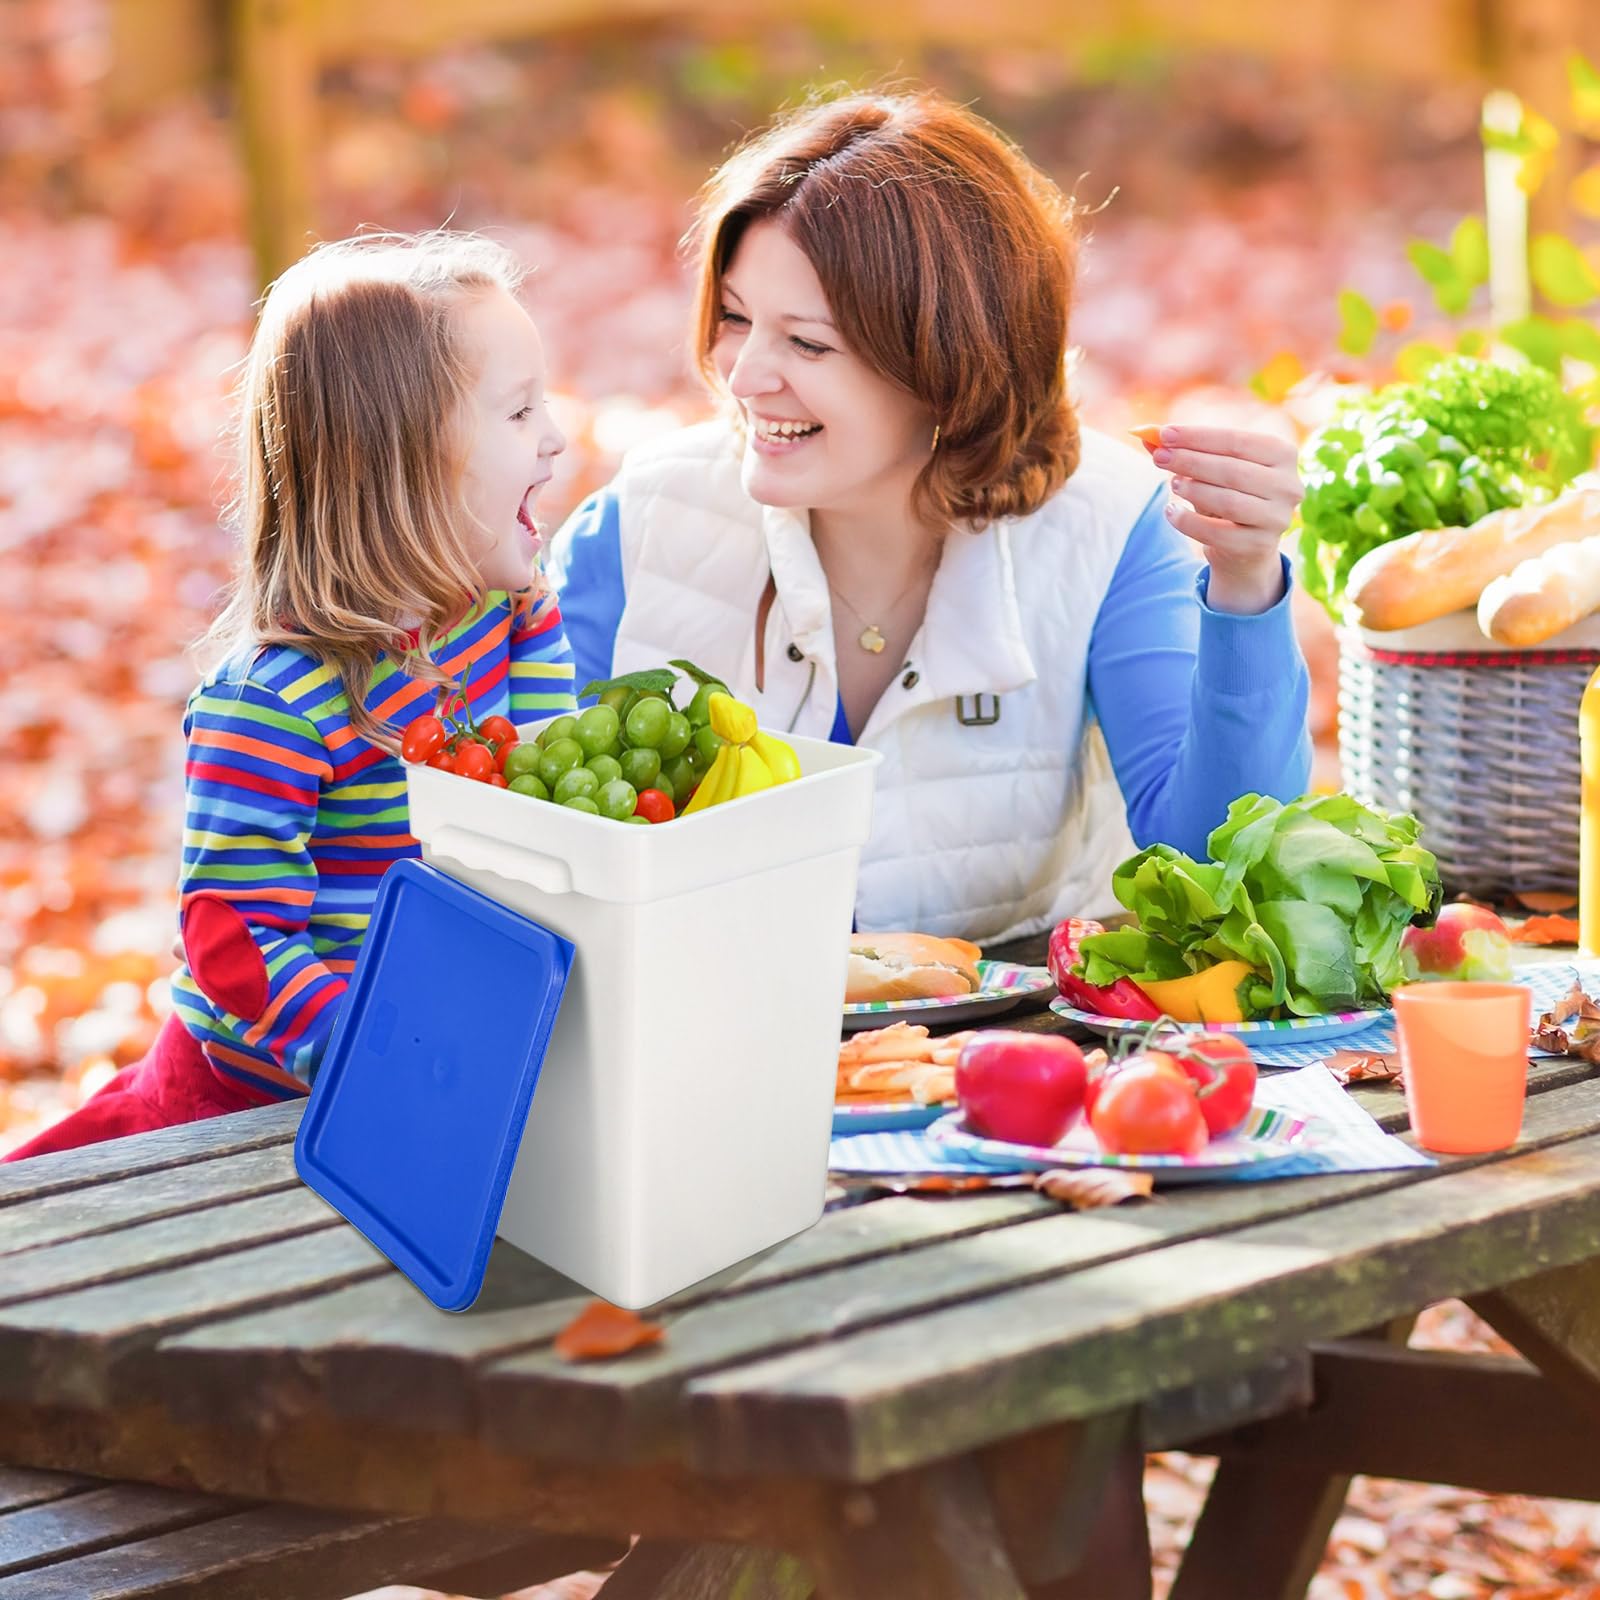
[1136,959,1258,1023]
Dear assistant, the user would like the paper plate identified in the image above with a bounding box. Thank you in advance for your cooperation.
[843,960,1055,1033]
[926,1105,1308,1183]
[831,1100,952,1135]
[1048,997,1392,1046]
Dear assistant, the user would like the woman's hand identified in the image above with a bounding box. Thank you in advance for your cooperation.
[1152,425,1302,615]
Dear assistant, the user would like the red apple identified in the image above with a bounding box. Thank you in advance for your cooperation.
[956,1031,1089,1148]
[1400,903,1513,983]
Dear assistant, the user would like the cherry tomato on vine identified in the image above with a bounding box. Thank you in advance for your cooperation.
[1148,1037,1257,1139]
[401,714,447,765]
[1088,1061,1207,1157]
[452,742,496,782]
[479,715,517,746]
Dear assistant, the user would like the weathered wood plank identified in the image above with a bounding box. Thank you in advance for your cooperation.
[976,1411,1137,1586]
[1188,1342,1600,1500]
[1140,1351,1313,1451]
[800,1453,1025,1600]
[0,1467,92,1515]
[0,1499,620,1600]
[0,1228,389,1411]
[687,1128,1600,1480]
[596,1541,811,1600]
[1469,1256,1600,1427]
[420,1531,630,1598]
[131,1075,1600,1468]
[1169,1316,1414,1600]
[0,1142,300,1257]
[469,1075,1600,1463]
[0,1398,856,1549]
[0,1105,301,1208]
[1168,1459,1348,1600]
[148,1193,1051,1433]
[0,1482,231,1576]
[0,1186,344,1307]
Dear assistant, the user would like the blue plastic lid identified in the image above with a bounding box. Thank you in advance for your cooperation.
[294,858,572,1311]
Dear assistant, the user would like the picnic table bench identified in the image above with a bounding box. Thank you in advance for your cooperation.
[4,930,1600,1599]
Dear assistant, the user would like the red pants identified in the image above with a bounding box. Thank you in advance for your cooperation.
[3,1015,287,1163]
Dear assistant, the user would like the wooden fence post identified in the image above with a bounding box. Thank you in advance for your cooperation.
[232,0,317,291]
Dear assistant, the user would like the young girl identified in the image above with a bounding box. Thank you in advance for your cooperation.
[7,231,576,1161]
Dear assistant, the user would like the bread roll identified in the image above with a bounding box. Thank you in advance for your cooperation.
[1346,488,1600,631]
[846,932,983,1003]
[1479,533,1600,646]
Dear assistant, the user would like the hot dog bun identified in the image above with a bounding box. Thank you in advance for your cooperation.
[846,932,983,1003]
[1346,487,1600,631]
[1479,531,1600,646]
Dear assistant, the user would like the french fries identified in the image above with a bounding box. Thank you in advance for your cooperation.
[835,1024,978,1106]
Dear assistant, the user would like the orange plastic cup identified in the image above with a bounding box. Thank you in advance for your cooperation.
[1392,982,1531,1155]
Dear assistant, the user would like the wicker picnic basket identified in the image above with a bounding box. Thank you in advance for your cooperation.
[1338,611,1600,900]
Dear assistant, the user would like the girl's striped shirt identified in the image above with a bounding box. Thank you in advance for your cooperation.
[169,590,575,1100]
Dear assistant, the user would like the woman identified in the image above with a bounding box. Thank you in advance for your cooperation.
[549,90,1309,1597]
[552,89,1308,942]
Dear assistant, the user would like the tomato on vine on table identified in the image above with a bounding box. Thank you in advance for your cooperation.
[401,714,447,765]
[1088,1059,1209,1157]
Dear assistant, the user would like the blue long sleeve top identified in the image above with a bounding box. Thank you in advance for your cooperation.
[547,483,1311,859]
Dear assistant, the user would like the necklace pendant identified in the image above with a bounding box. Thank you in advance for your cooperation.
[859,624,887,654]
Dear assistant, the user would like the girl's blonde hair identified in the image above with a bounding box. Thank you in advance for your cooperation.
[206,229,526,752]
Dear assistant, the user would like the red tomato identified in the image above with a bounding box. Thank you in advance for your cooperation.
[452,742,496,782]
[956,1031,1088,1148]
[487,773,508,788]
[479,715,517,746]
[1088,1061,1207,1157]
[1148,1037,1257,1139]
[634,788,676,824]
[401,713,447,765]
[493,735,520,773]
[427,751,455,771]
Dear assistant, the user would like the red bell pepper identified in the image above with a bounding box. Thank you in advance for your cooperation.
[1046,918,1163,1021]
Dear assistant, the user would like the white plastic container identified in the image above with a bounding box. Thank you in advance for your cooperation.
[405,733,882,1308]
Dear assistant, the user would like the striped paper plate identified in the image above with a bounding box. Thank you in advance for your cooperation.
[1049,997,1392,1046]
[927,1105,1309,1182]
[832,1100,951,1135]
[842,960,1055,1033]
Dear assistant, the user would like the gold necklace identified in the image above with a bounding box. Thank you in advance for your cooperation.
[827,567,933,655]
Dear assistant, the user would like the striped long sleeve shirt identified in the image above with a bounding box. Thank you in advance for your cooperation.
[168,590,575,1100]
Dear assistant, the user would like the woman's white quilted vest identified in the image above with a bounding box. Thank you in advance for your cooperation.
[607,420,1163,941]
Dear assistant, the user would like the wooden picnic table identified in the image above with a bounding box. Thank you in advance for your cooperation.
[4,932,1600,1599]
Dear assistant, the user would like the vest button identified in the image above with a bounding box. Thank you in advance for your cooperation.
[902,669,920,689]
[786,643,804,663]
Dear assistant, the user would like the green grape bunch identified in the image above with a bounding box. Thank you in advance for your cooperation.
[1293,356,1593,620]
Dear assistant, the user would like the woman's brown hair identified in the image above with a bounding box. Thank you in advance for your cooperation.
[205,230,526,752]
[688,89,1083,528]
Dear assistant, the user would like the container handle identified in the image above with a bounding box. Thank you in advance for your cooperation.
[426,824,573,896]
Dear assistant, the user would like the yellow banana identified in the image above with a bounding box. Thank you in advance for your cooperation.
[750,729,802,783]
[732,744,777,796]
[708,692,757,743]
[682,746,737,814]
[684,691,802,813]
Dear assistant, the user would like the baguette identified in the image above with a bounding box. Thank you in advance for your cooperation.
[1479,532,1600,646]
[1346,488,1600,631]
[846,932,982,1003]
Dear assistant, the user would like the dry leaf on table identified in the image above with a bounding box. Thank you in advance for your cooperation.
[1033,1167,1154,1208]
[1326,1050,1402,1086]
[1510,914,1581,947]
[553,1300,665,1362]
[1531,980,1600,1062]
